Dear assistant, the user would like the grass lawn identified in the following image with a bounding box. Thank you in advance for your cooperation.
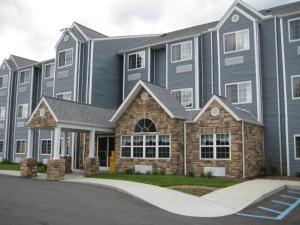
[0,162,47,173]
[87,173,241,188]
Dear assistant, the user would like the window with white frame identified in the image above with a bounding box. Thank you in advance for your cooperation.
[289,18,300,41]
[171,88,193,108]
[0,141,3,153]
[20,70,30,84]
[121,136,131,157]
[0,107,5,120]
[226,81,252,104]
[200,134,231,160]
[56,92,71,100]
[60,137,71,156]
[292,76,300,99]
[17,104,28,119]
[224,29,249,53]
[133,136,143,158]
[16,140,26,154]
[44,63,55,79]
[0,75,8,89]
[158,135,170,158]
[134,118,156,133]
[295,135,300,159]
[58,49,73,68]
[41,139,52,155]
[171,41,192,62]
[128,51,145,70]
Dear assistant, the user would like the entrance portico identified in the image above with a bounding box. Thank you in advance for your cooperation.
[23,97,116,180]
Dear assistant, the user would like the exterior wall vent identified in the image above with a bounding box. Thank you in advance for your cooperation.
[231,14,239,23]
[298,46,300,55]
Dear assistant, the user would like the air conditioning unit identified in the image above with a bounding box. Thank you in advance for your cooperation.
[204,167,226,177]
[15,157,21,163]
[43,159,48,165]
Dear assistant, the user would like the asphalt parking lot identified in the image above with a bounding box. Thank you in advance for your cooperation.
[0,175,299,225]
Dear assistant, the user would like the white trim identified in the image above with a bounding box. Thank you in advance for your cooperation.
[94,34,160,42]
[122,53,126,101]
[15,139,27,155]
[225,81,252,104]
[85,41,91,103]
[200,35,204,105]
[19,69,31,85]
[147,48,151,82]
[71,22,89,41]
[3,60,12,70]
[55,29,79,49]
[194,36,200,109]
[53,59,56,98]
[0,74,8,89]
[165,43,169,89]
[193,95,241,122]
[57,48,74,69]
[4,70,12,158]
[291,75,300,100]
[170,40,193,63]
[73,42,79,101]
[274,17,283,175]
[294,135,300,160]
[171,88,194,109]
[210,32,214,94]
[288,17,300,42]
[9,55,19,69]
[153,51,156,84]
[29,66,34,115]
[280,18,290,176]
[242,121,245,178]
[43,63,55,79]
[0,107,6,121]
[17,103,29,119]
[217,30,221,95]
[89,40,94,104]
[40,139,52,155]
[127,51,146,71]
[223,29,250,54]
[56,91,72,100]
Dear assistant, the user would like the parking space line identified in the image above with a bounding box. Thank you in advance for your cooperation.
[281,195,299,200]
[272,200,292,206]
[276,199,300,220]
[257,206,282,214]
[288,190,300,195]
[235,213,278,220]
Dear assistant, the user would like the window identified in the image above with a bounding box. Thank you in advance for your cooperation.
[226,81,252,104]
[0,141,3,153]
[171,88,193,108]
[41,139,52,155]
[58,49,73,68]
[121,135,170,159]
[128,51,145,70]
[0,107,5,120]
[200,134,231,160]
[60,137,71,156]
[0,75,8,89]
[20,70,30,84]
[16,140,26,154]
[171,41,192,62]
[17,104,28,119]
[295,135,300,159]
[44,63,55,79]
[56,92,71,100]
[289,18,300,41]
[134,118,156,133]
[292,76,300,99]
[224,29,249,53]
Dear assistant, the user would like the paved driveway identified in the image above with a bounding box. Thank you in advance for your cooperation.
[0,175,299,225]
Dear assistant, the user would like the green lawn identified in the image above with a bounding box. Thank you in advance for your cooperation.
[0,162,47,173]
[87,173,241,188]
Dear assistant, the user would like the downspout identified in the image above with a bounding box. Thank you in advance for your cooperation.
[242,121,245,179]
[184,121,187,175]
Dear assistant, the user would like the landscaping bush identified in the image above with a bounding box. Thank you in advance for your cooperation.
[187,171,195,177]
[125,168,134,174]
[159,170,165,175]
[152,171,159,175]
[1,158,11,164]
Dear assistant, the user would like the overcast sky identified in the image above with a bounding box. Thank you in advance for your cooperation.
[0,0,298,62]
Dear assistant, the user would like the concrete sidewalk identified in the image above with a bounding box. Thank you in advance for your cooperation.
[1,170,300,217]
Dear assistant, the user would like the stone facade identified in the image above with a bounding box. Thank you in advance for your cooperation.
[27,101,57,129]
[20,158,37,177]
[47,159,65,181]
[84,157,99,176]
[115,89,184,175]
[60,156,72,173]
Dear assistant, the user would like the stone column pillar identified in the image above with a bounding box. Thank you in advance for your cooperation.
[59,131,72,174]
[47,127,65,180]
[21,129,37,177]
[84,130,99,176]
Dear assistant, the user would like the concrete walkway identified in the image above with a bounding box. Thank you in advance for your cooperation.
[1,170,300,217]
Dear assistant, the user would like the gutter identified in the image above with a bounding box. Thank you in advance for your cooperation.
[242,121,245,179]
[184,121,187,175]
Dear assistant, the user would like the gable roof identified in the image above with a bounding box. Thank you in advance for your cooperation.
[260,1,300,16]
[72,22,107,39]
[110,80,189,122]
[193,95,262,126]
[27,97,116,128]
[9,55,37,69]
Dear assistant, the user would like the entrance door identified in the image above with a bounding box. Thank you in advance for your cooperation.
[98,137,115,169]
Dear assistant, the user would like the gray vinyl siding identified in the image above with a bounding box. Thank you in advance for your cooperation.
[212,32,219,96]
[41,61,55,98]
[202,33,213,105]
[153,48,166,87]
[281,14,300,175]
[219,9,258,118]
[167,38,196,108]
[236,2,263,21]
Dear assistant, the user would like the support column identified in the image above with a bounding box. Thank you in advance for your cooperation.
[47,127,65,180]
[60,131,72,174]
[21,129,37,177]
[84,130,99,176]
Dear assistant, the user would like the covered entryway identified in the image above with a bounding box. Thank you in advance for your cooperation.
[97,136,115,171]
[22,97,116,180]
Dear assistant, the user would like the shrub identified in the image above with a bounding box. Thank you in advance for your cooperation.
[296,172,300,178]
[270,164,278,176]
[159,170,165,175]
[125,168,134,174]
[152,171,159,175]
[205,171,213,178]
[1,158,11,164]
[187,171,195,177]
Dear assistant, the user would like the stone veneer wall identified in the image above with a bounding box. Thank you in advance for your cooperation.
[115,89,184,175]
[186,100,243,178]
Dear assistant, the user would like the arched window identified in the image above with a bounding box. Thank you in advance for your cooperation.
[134,118,156,133]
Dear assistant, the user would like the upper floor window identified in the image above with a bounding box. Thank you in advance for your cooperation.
[295,135,300,159]
[16,140,26,154]
[224,29,249,53]
[41,139,52,155]
[58,48,73,68]
[171,88,193,108]
[0,107,6,120]
[0,75,8,89]
[200,134,231,160]
[17,104,28,119]
[292,75,300,99]
[171,41,192,62]
[226,81,252,104]
[289,18,300,42]
[0,141,3,153]
[134,118,156,133]
[128,51,145,70]
[44,63,55,79]
[20,70,30,84]
[56,92,71,100]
